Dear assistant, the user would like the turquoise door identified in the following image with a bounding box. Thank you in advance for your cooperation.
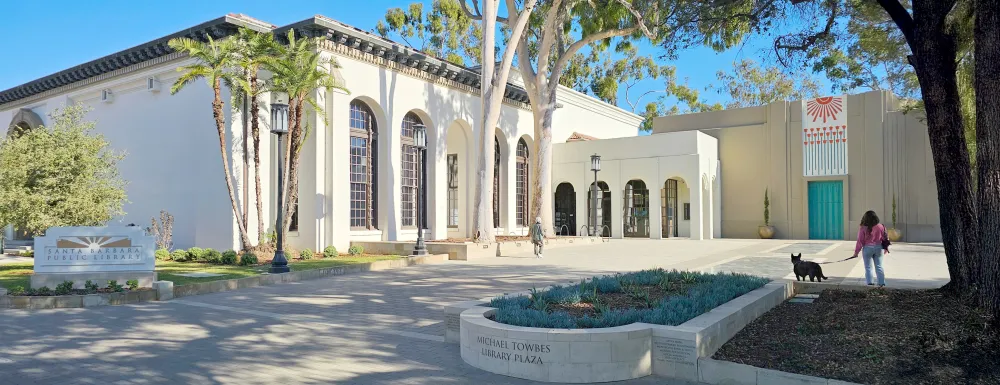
[808,181,844,240]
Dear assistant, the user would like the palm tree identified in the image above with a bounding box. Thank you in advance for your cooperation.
[230,28,280,242]
[267,29,348,241]
[168,35,253,251]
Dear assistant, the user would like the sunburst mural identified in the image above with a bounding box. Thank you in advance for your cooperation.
[55,236,133,250]
[805,97,844,124]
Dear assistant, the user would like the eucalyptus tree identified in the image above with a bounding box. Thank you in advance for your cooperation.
[377,0,483,66]
[267,29,349,242]
[168,35,253,250]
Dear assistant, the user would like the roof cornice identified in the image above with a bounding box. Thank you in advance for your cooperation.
[0,14,273,106]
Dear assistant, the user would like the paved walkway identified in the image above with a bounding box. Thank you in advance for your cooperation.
[0,239,947,384]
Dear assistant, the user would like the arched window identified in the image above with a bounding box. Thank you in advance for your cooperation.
[349,100,378,229]
[516,138,529,227]
[493,137,501,228]
[401,112,425,228]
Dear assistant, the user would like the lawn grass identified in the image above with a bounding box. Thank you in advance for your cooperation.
[0,255,404,289]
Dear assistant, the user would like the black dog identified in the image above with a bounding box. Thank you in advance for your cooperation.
[791,253,828,282]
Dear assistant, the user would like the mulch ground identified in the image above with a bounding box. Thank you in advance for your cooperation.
[713,289,1000,385]
[548,281,696,318]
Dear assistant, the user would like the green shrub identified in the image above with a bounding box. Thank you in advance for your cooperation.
[55,281,74,295]
[171,249,188,262]
[323,246,338,258]
[221,250,238,265]
[107,280,124,293]
[187,247,205,261]
[155,248,171,261]
[126,279,139,291]
[9,286,26,295]
[300,248,314,260]
[348,245,364,256]
[18,249,34,258]
[203,248,222,263]
[35,286,52,296]
[239,252,259,266]
[84,280,99,292]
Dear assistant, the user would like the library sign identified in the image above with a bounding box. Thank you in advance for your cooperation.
[33,226,155,274]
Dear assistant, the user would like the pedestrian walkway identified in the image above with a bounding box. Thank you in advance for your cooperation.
[0,239,947,384]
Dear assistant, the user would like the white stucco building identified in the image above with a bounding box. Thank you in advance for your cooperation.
[0,14,648,252]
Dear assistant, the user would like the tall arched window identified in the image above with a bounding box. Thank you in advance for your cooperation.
[516,138,529,227]
[493,137,501,228]
[349,100,378,230]
[401,112,425,228]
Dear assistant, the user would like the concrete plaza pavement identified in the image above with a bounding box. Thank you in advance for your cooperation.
[0,238,947,384]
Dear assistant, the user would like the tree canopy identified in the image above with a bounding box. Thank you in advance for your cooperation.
[0,105,128,235]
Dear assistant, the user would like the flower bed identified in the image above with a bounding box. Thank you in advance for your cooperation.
[488,269,770,329]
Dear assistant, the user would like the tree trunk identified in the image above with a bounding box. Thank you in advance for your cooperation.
[250,76,264,242]
[473,0,500,243]
[975,0,1000,317]
[242,85,249,235]
[906,2,979,294]
[212,78,252,250]
[282,96,306,243]
[529,91,555,238]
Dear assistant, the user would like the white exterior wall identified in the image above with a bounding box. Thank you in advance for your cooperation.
[0,57,247,250]
[550,131,719,240]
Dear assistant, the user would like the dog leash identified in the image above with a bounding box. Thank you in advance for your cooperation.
[817,255,860,264]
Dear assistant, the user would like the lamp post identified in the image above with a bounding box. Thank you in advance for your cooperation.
[411,123,428,256]
[590,154,601,237]
[269,93,291,274]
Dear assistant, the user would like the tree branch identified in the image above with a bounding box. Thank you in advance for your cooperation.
[535,0,565,84]
[613,0,656,40]
[875,0,915,46]
[549,27,639,93]
[460,0,483,20]
[497,0,538,93]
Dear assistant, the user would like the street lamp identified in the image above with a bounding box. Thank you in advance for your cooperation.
[590,154,601,237]
[411,123,428,256]
[269,93,291,274]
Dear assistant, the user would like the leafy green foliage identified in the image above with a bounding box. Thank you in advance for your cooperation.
[155,249,171,261]
[239,252,259,266]
[323,246,338,258]
[84,280,99,292]
[126,279,139,291]
[35,286,51,296]
[187,247,205,262]
[221,250,239,265]
[376,0,481,66]
[0,105,128,235]
[20,250,33,258]
[348,245,364,256]
[55,281,73,295]
[764,188,770,226]
[300,248,314,260]
[170,249,188,262]
[490,269,770,329]
[709,59,819,109]
[107,280,124,293]
[892,194,897,228]
[203,248,221,264]
[8,286,25,295]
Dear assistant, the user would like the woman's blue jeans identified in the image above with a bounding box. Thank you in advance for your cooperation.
[862,245,885,286]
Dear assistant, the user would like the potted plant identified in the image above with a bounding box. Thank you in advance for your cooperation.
[758,188,776,239]
[887,194,903,241]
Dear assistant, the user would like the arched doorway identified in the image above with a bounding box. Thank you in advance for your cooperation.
[554,183,576,236]
[587,181,611,237]
[662,179,679,238]
[624,180,650,238]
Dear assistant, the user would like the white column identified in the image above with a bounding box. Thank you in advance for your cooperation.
[385,113,402,241]
[309,87,329,251]
[429,122,448,240]
[703,173,713,240]
[650,184,663,239]
[503,139,517,235]
[329,90,352,252]
[611,180,624,239]
[713,161,722,239]
[689,174,704,240]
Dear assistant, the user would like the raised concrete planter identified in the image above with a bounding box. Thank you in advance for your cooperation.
[457,281,794,383]
[0,289,159,309]
[172,254,447,298]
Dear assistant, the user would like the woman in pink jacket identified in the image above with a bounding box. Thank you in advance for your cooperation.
[852,210,889,287]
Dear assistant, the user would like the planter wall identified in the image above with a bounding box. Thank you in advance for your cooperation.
[456,281,794,383]
[0,289,158,309]
[353,237,603,261]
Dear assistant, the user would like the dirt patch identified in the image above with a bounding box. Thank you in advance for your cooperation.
[713,289,1000,385]
[548,281,696,318]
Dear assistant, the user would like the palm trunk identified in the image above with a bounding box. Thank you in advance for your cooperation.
[282,96,306,242]
[250,75,264,242]
[212,79,252,250]
[975,0,1000,317]
[242,83,249,235]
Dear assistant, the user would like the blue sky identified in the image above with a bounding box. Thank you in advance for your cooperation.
[1,0,835,125]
